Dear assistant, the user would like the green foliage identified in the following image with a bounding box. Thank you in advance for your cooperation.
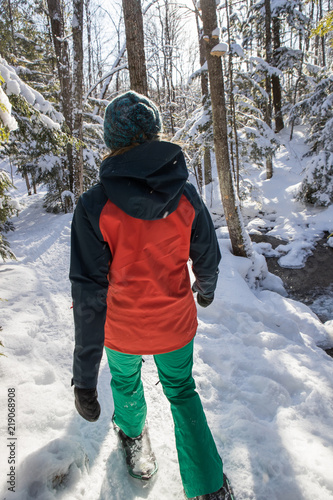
[0,0,58,92]
[1,90,74,213]
[0,170,17,261]
[0,72,17,260]
[312,11,333,46]
[0,74,10,142]
[0,121,10,143]
[0,55,102,214]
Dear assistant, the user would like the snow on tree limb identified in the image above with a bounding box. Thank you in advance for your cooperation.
[0,56,64,128]
[0,86,18,133]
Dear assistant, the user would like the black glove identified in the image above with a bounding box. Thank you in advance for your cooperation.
[74,387,101,422]
[192,283,214,308]
[197,293,214,308]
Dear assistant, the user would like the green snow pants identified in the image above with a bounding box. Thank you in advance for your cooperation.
[105,340,223,498]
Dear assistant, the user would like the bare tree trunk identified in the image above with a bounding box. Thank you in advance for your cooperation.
[197,160,203,193]
[72,0,84,201]
[264,0,273,179]
[122,0,148,95]
[306,0,315,52]
[200,0,251,258]
[272,16,284,133]
[24,174,31,196]
[315,3,320,65]
[226,0,240,196]
[46,0,73,191]
[7,0,16,56]
[319,0,326,66]
[195,6,212,186]
[84,0,93,90]
[290,49,304,141]
[159,0,175,135]
[204,148,212,185]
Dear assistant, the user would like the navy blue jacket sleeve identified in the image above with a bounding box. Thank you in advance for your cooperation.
[69,186,111,389]
[183,182,221,298]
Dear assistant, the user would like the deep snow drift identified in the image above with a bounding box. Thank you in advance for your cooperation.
[1,128,333,500]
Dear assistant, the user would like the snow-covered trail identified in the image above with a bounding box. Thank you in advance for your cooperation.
[1,177,333,500]
[0,190,189,499]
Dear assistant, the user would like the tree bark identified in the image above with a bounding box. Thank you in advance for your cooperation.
[195,6,212,186]
[84,0,93,90]
[46,0,73,130]
[24,174,31,196]
[264,0,273,179]
[72,0,84,201]
[7,0,16,56]
[204,147,212,186]
[122,0,148,95]
[46,0,73,191]
[319,0,326,66]
[226,0,240,196]
[272,16,284,133]
[200,0,251,258]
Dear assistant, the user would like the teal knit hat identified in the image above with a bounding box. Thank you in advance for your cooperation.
[103,91,162,151]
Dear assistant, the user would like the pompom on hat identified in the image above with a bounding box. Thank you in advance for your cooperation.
[103,91,163,151]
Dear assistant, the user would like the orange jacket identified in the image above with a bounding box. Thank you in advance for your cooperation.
[100,195,198,354]
[70,141,221,388]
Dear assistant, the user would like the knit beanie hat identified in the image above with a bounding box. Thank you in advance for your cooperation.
[103,91,163,151]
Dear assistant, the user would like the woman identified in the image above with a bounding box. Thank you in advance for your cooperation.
[70,91,232,500]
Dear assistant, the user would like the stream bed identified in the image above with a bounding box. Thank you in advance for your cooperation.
[251,234,333,356]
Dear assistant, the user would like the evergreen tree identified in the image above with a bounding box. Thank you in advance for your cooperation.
[0,68,18,261]
[293,73,333,206]
[0,56,72,212]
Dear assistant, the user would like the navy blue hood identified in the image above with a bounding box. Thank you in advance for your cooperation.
[99,141,189,220]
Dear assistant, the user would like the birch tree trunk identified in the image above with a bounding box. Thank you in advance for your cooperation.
[72,0,84,201]
[200,0,251,258]
[122,0,148,95]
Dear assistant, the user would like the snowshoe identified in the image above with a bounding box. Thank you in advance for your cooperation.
[113,420,158,481]
[188,474,235,500]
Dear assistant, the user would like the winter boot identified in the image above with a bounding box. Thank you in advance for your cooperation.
[188,474,235,500]
[113,420,158,480]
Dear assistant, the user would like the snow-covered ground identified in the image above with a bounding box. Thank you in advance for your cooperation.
[1,128,333,500]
